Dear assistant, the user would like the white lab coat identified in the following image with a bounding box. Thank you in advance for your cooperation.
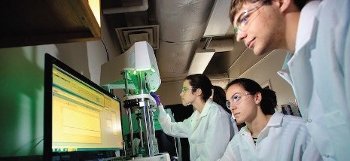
[158,99,234,161]
[277,1,350,160]
[218,112,322,161]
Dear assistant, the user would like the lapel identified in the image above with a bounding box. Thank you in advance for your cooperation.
[286,1,320,118]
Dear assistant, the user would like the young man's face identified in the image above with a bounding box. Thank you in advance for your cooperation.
[233,1,286,55]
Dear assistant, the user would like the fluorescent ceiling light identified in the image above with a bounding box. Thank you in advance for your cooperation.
[88,0,101,27]
[188,49,215,75]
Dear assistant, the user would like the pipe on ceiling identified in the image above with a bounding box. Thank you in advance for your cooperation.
[103,0,148,14]
[205,38,234,53]
[155,0,216,81]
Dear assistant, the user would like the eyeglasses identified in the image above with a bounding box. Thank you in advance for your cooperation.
[233,3,264,35]
[226,92,252,109]
[181,87,193,93]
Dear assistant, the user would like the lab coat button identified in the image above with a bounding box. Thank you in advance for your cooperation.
[324,154,330,158]
[305,119,312,123]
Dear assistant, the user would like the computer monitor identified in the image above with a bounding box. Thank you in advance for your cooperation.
[44,54,123,160]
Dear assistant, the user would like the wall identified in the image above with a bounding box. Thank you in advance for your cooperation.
[0,41,107,158]
[229,50,296,106]
[157,50,296,107]
[157,77,229,106]
[157,81,183,105]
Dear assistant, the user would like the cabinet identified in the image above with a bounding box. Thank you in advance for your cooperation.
[0,0,100,48]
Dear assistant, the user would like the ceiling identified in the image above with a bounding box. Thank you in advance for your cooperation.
[0,0,266,84]
[101,0,267,83]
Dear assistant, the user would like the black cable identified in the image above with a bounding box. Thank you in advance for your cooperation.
[101,39,110,61]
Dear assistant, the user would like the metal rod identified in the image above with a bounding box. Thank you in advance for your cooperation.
[142,99,151,156]
[127,108,134,156]
[137,113,144,148]
[123,71,129,95]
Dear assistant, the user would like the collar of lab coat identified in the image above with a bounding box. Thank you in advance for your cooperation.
[266,112,284,127]
[240,112,284,136]
[289,0,320,62]
[286,1,320,118]
[197,99,213,119]
[260,112,284,139]
[241,112,284,142]
[277,1,320,104]
[277,1,320,84]
[258,112,284,142]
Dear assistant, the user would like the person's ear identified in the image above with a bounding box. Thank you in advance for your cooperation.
[194,88,202,96]
[272,0,292,13]
[254,92,262,104]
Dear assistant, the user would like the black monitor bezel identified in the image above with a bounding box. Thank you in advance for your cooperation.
[44,53,123,160]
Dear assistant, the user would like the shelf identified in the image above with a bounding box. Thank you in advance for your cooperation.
[0,0,101,48]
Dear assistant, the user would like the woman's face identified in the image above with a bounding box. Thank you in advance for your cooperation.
[226,84,258,124]
[179,79,197,106]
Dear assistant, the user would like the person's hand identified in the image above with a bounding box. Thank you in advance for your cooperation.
[150,92,161,106]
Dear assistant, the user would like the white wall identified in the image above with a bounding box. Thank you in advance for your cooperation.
[156,50,296,107]
[157,77,229,105]
[87,41,110,84]
[157,80,183,105]
[0,40,107,157]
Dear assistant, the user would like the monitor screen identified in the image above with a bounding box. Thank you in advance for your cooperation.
[44,54,123,160]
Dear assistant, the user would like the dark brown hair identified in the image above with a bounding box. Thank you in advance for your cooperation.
[226,78,277,115]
